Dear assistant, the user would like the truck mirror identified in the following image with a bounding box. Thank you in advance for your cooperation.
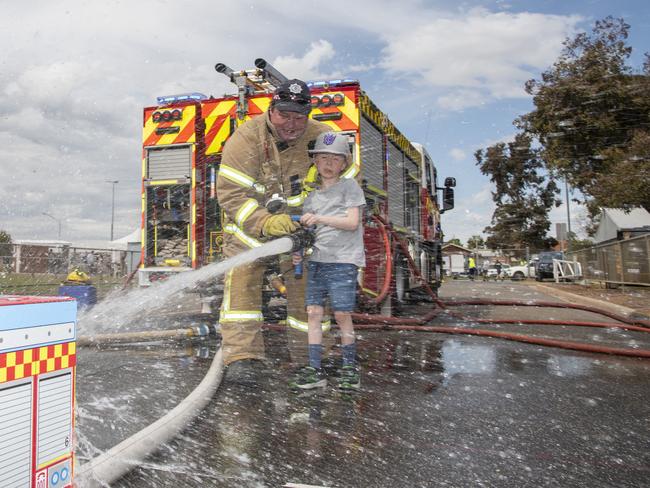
[443,187,454,211]
[444,177,456,188]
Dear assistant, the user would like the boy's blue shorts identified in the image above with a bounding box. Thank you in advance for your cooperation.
[306,261,358,312]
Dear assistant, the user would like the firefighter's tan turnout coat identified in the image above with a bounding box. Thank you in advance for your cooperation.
[216,111,330,365]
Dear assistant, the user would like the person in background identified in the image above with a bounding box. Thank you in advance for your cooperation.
[468,256,477,281]
[494,259,503,281]
[216,79,330,385]
[289,131,366,391]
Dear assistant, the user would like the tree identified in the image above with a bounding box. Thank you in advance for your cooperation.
[475,133,560,256]
[466,235,485,249]
[518,17,650,225]
[446,238,463,246]
[0,230,12,272]
[567,232,594,251]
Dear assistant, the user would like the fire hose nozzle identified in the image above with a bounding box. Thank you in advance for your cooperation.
[287,227,314,253]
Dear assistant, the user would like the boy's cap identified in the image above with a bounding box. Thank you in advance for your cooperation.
[271,79,312,115]
[309,132,350,156]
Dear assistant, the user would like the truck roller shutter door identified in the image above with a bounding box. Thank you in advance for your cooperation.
[147,146,191,180]
[37,372,73,467]
[360,116,384,191]
[387,140,405,228]
[0,380,32,487]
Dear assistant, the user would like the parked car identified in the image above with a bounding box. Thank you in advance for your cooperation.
[509,262,536,281]
[485,264,510,280]
[535,251,565,281]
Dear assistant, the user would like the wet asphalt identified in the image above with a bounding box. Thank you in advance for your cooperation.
[76,280,650,487]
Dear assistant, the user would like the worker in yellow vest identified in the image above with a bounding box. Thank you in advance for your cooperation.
[468,256,477,281]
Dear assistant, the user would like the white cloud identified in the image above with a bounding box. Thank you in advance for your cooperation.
[438,89,487,111]
[441,184,495,243]
[379,9,581,109]
[273,40,338,81]
[449,148,467,161]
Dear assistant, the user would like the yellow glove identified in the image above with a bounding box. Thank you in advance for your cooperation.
[262,214,299,237]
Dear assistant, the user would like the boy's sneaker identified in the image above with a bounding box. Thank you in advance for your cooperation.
[337,365,361,391]
[321,356,342,377]
[289,365,327,390]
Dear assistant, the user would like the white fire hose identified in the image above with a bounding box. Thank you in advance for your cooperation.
[76,347,223,487]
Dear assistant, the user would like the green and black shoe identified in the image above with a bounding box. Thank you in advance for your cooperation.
[337,365,361,391]
[289,365,327,390]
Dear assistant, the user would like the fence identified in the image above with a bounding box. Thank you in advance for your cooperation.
[2,244,140,276]
[567,234,650,286]
[0,243,141,298]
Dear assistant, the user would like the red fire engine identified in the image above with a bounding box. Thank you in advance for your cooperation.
[138,59,455,314]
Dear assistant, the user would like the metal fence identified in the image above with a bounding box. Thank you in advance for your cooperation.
[1,243,140,277]
[0,243,141,298]
[567,234,650,286]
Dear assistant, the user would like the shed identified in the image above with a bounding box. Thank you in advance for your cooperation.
[593,208,650,244]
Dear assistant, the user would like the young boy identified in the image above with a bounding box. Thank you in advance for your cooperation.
[290,131,366,391]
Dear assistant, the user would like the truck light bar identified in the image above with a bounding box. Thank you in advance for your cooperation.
[307,79,357,88]
[156,92,207,104]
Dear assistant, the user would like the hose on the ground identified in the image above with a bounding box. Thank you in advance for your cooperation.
[76,348,223,487]
[345,215,650,359]
[77,324,212,346]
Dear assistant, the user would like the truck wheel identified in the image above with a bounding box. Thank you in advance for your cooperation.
[512,271,524,281]
[391,253,411,316]
[395,255,408,303]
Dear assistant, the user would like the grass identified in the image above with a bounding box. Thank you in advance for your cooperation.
[0,272,128,300]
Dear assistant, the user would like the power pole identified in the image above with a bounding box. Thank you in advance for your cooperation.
[107,180,119,241]
[565,177,572,252]
[42,212,62,239]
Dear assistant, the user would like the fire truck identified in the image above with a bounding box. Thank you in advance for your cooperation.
[138,59,455,314]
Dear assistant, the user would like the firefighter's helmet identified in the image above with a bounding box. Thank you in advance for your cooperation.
[66,269,91,283]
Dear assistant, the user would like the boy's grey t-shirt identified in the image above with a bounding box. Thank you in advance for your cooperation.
[303,177,366,267]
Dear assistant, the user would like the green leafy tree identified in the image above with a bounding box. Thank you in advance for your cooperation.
[567,232,594,251]
[446,238,463,247]
[466,235,485,249]
[0,230,12,272]
[518,17,650,226]
[475,133,560,256]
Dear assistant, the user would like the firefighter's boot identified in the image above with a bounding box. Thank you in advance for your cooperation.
[223,359,267,387]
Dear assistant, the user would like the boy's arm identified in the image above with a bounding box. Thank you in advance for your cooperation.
[301,206,360,231]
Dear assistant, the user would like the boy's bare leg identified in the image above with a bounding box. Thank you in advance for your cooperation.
[334,311,355,345]
[307,305,324,345]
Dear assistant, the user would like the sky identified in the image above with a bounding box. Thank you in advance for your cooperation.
[0,0,648,246]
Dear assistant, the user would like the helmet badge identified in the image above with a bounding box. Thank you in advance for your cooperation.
[323,133,336,146]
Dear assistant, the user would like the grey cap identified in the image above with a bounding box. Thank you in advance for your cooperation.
[309,132,350,156]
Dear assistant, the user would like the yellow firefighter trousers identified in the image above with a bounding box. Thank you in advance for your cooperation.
[220,256,333,366]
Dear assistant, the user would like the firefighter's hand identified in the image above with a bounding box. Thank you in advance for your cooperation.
[262,214,299,237]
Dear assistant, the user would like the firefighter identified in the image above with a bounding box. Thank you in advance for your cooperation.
[216,79,330,385]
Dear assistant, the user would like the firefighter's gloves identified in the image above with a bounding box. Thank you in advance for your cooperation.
[262,214,299,237]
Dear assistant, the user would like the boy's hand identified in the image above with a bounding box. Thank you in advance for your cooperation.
[300,213,320,227]
[291,252,303,265]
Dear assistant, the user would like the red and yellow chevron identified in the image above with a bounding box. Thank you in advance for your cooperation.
[202,99,237,155]
[143,104,198,147]
[0,342,76,383]
[310,88,360,132]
